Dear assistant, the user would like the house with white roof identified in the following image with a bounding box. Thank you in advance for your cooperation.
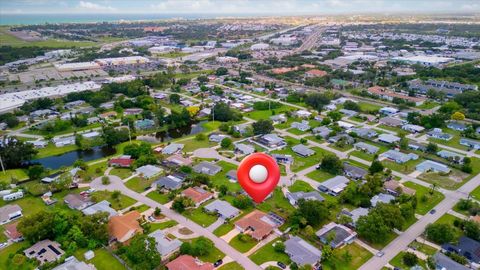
[318,176,350,196]
[416,160,451,174]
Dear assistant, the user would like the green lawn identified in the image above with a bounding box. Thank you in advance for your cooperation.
[358,102,382,113]
[218,262,244,270]
[229,234,258,253]
[183,237,225,263]
[181,138,218,153]
[404,181,445,215]
[377,124,403,135]
[213,222,235,237]
[409,241,438,256]
[257,188,296,220]
[322,243,373,270]
[288,180,315,192]
[211,161,242,193]
[149,220,178,231]
[125,177,156,193]
[382,158,424,174]
[74,248,126,270]
[471,185,480,200]
[417,101,439,110]
[273,146,333,173]
[91,191,136,210]
[0,27,97,47]
[306,169,335,183]
[183,205,219,227]
[329,143,353,152]
[364,231,398,250]
[428,129,469,151]
[146,191,171,204]
[417,168,469,190]
[287,128,307,135]
[0,242,36,270]
[390,251,427,269]
[249,238,291,265]
[109,168,132,179]
[86,161,108,179]
[34,143,79,159]
[245,105,294,121]
[156,51,191,58]
[431,214,463,241]
[0,169,28,184]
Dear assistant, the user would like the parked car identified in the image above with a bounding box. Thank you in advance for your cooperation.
[277,262,286,269]
[214,259,223,267]
[430,209,436,214]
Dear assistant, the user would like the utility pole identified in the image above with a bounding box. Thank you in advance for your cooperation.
[127,122,132,144]
[0,154,5,175]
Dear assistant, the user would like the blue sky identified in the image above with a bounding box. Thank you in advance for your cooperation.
[1,0,479,15]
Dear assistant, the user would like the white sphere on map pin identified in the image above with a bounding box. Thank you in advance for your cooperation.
[249,165,268,183]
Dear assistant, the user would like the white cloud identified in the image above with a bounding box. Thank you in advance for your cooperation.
[77,1,116,12]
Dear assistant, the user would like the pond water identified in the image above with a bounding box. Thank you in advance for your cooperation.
[31,146,116,170]
[138,120,206,143]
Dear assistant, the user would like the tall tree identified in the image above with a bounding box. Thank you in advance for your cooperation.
[0,137,38,168]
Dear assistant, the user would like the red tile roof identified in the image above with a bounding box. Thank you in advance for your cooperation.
[108,211,143,243]
[4,222,22,240]
[306,69,328,77]
[234,210,273,240]
[166,255,214,270]
[368,86,425,103]
[181,187,213,204]
[108,158,134,167]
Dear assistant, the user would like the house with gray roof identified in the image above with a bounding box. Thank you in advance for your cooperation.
[52,257,95,270]
[291,120,310,132]
[233,123,251,135]
[291,144,315,157]
[379,107,399,116]
[193,161,222,175]
[204,199,240,219]
[272,154,293,164]
[460,138,480,150]
[209,133,229,143]
[340,207,369,227]
[161,143,184,155]
[370,193,395,207]
[408,142,426,152]
[379,116,404,127]
[343,162,368,180]
[149,230,182,259]
[437,150,465,164]
[433,252,469,270]
[270,114,287,124]
[416,160,451,174]
[328,134,354,144]
[318,176,350,196]
[350,128,377,139]
[354,142,379,155]
[380,150,418,164]
[428,129,453,141]
[24,239,65,265]
[339,109,358,117]
[402,124,425,133]
[226,170,237,181]
[81,200,117,218]
[0,204,22,225]
[316,222,357,249]
[285,236,322,266]
[286,191,324,206]
[442,236,480,264]
[64,194,92,211]
[234,143,255,155]
[154,175,184,190]
[312,126,331,138]
[135,165,162,179]
[447,121,468,132]
[378,133,400,144]
[257,134,286,149]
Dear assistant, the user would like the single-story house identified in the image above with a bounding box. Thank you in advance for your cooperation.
[193,161,222,176]
[82,200,118,218]
[343,162,368,180]
[402,124,425,133]
[442,236,480,264]
[328,134,354,144]
[354,142,379,155]
[291,144,315,157]
[272,154,294,164]
[24,239,65,265]
[408,142,426,152]
[383,180,416,196]
[162,143,184,155]
[234,143,255,155]
[4,222,23,242]
[379,107,399,116]
[337,121,356,130]
[257,134,286,149]
[447,121,468,132]
[108,211,143,243]
[460,138,480,150]
[350,128,377,139]
[134,119,155,130]
[41,171,64,183]
[181,187,213,207]
[294,110,312,119]
[316,222,357,249]
[379,116,404,127]
[339,207,369,228]
[291,120,310,132]
[154,175,185,190]
[108,156,134,168]
[285,236,322,266]
[0,204,22,225]
[318,176,350,196]
[226,170,237,181]
[416,160,451,174]
[235,210,278,241]
[149,229,182,259]
[165,154,192,167]
[209,133,229,143]
[312,126,331,138]
[437,150,465,164]
[204,199,240,219]
[433,252,469,270]
[286,191,324,206]
[270,114,287,124]
[64,194,92,211]
[166,255,214,270]
[339,109,358,117]
[378,133,401,144]
[427,129,453,141]
[136,165,162,179]
[52,257,95,270]
[380,150,419,164]
[370,193,395,207]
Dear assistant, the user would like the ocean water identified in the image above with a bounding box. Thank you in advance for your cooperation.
[0,13,264,26]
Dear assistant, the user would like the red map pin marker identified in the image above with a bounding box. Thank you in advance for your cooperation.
[237,153,280,203]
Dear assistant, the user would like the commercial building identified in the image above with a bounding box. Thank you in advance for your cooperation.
[54,62,101,72]
[392,55,454,66]
[95,56,150,66]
